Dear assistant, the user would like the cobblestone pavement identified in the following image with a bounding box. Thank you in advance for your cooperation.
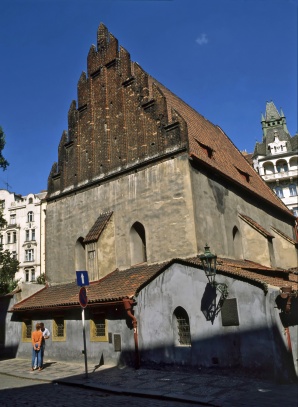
[0,358,297,407]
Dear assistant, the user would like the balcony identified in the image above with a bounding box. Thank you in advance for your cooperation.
[263,169,298,181]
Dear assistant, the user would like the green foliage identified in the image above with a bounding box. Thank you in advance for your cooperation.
[0,249,20,295]
[36,273,46,285]
[0,127,9,171]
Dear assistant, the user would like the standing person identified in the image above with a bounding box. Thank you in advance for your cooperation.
[40,322,50,368]
[31,323,43,371]
[34,322,50,370]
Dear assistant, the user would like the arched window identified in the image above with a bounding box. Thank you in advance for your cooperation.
[232,226,243,259]
[173,307,191,346]
[27,211,34,222]
[263,162,274,175]
[28,198,33,204]
[276,160,288,173]
[75,237,86,271]
[130,222,147,265]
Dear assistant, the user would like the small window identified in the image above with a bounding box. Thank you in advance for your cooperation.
[289,184,297,197]
[10,214,16,225]
[27,211,34,222]
[0,200,5,209]
[25,230,30,241]
[173,306,191,346]
[90,314,108,342]
[31,229,35,241]
[22,320,32,342]
[28,198,33,204]
[274,187,284,198]
[52,318,66,341]
[13,231,17,243]
[25,249,34,262]
[25,270,30,282]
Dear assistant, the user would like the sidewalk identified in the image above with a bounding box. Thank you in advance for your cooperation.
[0,357,297,406]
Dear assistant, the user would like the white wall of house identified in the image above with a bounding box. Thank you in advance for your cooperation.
[0,189,47,284]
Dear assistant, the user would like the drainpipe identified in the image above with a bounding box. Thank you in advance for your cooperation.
[123,298,140,369]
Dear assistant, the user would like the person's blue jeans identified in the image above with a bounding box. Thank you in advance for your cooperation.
[32,347,41,368]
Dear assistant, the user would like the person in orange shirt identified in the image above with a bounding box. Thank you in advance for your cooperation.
[31,323,43,371]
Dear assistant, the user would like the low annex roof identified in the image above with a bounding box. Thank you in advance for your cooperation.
[10,257,297,313]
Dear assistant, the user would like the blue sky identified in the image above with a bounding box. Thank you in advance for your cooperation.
[0,0,297,195]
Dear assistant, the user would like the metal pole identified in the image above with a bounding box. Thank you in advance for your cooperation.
[82,307,88,378]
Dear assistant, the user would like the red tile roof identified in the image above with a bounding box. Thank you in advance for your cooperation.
[149,77,293,219]
[10,258,297,312]
[84,212,113,243]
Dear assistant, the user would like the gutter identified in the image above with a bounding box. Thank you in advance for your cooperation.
[123,298,140,369]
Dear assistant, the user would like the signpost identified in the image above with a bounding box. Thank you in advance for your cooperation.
[77,271,89,378]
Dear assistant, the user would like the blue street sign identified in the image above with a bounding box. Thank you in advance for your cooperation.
[76,271,89,286]
[79,286,88,308]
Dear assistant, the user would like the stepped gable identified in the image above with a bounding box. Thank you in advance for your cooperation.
[47,24,293,218]
[10,257,297,312]
[47,23,188,198]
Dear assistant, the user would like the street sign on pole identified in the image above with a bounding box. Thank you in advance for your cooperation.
[78,286,88,378]
[79,286,88,308]
[76,271,89,286]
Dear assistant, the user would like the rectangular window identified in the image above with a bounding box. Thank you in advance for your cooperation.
[25,230,30,241]
[13,231,17,243]
[22,320,32,342]
[52,318,66,341]
[10,214,16,224]
[7,232,11,244]
[25,249,34,262]
[90,314,108,342]
[31,269,35,282]
[25,270,29,282]
[31,229,35,241]
[0,200,5,209]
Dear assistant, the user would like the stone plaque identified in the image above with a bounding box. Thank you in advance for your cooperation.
[221,298,239,326]
[114,334,121,352]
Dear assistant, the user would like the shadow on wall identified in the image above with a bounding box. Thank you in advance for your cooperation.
[138,324,297,384]
[0,295,18,358]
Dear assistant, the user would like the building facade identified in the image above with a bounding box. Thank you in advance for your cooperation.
[4,24,298,380]
[252,101,298,216]
[0,189,47,284]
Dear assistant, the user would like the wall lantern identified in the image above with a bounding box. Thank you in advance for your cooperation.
[198,244,228,299]
[198,244,217,285]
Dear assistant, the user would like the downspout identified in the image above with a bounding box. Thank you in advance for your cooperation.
[123,298,140,369]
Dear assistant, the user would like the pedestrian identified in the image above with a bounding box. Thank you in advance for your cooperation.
[31,323,43,371]
[33,322,50,370]
[40,322,50,368]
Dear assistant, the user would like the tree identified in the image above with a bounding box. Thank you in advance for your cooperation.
[0,249,20,294]
[0,127,9,171]
[0,126,18,294]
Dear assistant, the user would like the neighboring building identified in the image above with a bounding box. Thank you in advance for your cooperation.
[5,24,298,380]
[252,101,298,216]
[0,189,47,284]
